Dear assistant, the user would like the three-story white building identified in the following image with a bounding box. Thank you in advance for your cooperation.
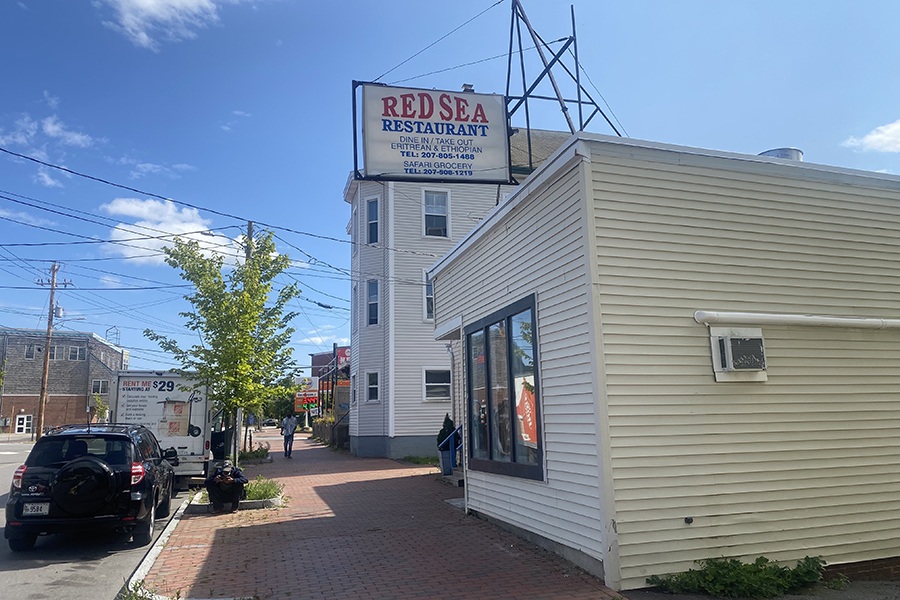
[343,129,568,458]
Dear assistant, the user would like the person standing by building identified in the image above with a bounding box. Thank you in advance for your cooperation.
[281,412,298,458]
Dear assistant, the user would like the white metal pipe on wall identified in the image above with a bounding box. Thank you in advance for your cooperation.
[694,310,900,330]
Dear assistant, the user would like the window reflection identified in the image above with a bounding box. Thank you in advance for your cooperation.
[465,297,541,479]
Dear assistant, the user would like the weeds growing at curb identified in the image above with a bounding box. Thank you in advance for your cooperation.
[118,580,181,600]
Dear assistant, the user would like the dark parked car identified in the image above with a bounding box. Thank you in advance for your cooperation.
[262,418,278,427]
[4,423,179,551]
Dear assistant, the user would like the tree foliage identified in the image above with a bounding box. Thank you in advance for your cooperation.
[145,230,300,417]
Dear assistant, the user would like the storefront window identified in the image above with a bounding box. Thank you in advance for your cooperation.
[465,295,542,480]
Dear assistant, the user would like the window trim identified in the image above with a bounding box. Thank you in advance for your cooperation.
[423,368,451,403]
[351,284,358,332]
[365,371,380,403]
[68,346,87,361]
[423,270,434,322]
[92,379,109,395]
[464,294,543,481]
[48,345,62,360]
[24,344,35,360]
[422,189,450,239]
[366,196,379,245]
[367,279,379,326]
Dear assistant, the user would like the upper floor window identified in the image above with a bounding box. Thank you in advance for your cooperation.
[465,295,542,481]
[424,190,449,238]
[92,379,109,395]
[367,198,379,244]
[366,372,379,403]
[367,280,379,326]
[69,346,87,361]
[424,272,434,321]
[49,345,62,360]
[25,344,35,359]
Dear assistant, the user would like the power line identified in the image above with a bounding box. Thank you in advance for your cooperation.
[373,0,505,82]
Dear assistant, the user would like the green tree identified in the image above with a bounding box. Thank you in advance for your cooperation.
[145,230,301,421]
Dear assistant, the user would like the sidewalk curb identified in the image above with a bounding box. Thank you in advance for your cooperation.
[126,494,191,600]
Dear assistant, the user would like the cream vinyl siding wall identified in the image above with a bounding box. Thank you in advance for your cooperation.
[390,181,514,438]
[587,142,900,589]
[433,159,608,568]
[354,180,388,437]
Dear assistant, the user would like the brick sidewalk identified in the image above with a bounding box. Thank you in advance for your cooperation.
[141,431,624,600]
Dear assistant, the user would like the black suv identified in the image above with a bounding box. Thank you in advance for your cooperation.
[4,423,179,551]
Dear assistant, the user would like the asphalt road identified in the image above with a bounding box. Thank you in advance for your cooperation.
[0,437,182,600]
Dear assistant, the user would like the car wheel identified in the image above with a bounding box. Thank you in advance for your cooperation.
[51,456,117,516]
[133,497,155,546]
[8,534,37,552]
[157,476,173,518]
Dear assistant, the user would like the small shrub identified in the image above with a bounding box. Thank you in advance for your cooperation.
[245,475,283,500]
[239,442,270,461]
[437,413,455,447]
[646,555,826,599]
[824,573,850,590]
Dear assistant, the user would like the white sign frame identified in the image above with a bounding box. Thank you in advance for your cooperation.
[359,83,511,184]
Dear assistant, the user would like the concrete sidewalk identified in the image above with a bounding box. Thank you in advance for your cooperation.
[138,430,623,600]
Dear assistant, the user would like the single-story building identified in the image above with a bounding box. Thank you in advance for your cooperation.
[430,132,900,590]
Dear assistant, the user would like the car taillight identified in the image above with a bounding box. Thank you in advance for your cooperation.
[131,462,145,485]
[12,465,26,490]
[205,440,209,450]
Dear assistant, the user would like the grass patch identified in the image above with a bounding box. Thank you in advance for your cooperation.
[646,555,826,598]
[245,475,283,500]
[195,475,283,504]
[402,455,439,465]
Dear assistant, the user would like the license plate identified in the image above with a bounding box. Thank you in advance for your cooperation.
[23,503,49,516]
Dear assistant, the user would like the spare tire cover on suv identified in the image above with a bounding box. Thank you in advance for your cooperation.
[50,456,118,516]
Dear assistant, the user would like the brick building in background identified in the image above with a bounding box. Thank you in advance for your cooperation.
[0,329,128,433]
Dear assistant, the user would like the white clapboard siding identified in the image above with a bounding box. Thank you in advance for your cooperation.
[387,182,514,437]
[434,163,608,563]
[587,144,900,588]
[353,180,388,436]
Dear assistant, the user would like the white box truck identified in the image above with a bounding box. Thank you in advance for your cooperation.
[113,371,212,489]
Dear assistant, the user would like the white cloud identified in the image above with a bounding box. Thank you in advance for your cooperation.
[42,116,96,148]
[35,169,63,188]
[116,155,196,179]
[99,198,241,265]
[0,115,38,147]
[100,0,229,51]
[0,207,56,227]
[99,275,124,288]
[43,91,60,109]
[843,119,900,152]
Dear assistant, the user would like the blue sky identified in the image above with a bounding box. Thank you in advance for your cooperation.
[1,0,899,371]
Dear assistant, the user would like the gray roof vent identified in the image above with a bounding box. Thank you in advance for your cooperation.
[758,147,803,161]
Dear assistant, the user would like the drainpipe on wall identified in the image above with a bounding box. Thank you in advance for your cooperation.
[445,343,456,425]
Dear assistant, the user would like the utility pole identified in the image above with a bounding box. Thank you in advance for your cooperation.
[34,263,69,441]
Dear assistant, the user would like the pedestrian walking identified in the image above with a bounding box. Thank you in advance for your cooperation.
[281,412,298,458]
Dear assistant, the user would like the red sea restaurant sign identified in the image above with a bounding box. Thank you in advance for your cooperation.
[362,84,510,183]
